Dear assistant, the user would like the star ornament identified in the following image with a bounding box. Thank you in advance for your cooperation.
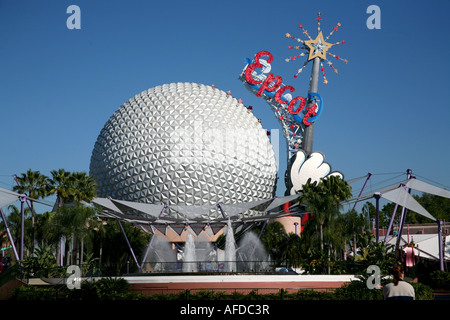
[284,13,348,84]
[304,31,333,60]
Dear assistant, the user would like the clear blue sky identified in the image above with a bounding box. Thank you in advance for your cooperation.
[1,0,449,213]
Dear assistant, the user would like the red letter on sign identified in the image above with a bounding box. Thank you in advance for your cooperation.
[257,73,283,97]
[303,104,318,125]
[274,85,295,104]
[288,96,306,114]
[244,51,273,85]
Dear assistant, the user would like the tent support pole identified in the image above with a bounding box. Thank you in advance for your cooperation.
[384,203,398,245]
[217,203,226,219]
[374,193,380,242]
[117,219,140,273]
[140,225,157,271]
[438,220,444,271]
[395,169,413,259]
[352,173,372,210]
[19,195,26,260]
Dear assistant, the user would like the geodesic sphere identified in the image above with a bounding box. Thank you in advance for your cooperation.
[89,82,277,216]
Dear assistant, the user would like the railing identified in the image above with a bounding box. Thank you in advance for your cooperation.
[1,260,292,279]
[138,260,276,274]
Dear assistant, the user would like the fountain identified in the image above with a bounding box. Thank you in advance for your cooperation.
[143,219,270,274]
[224,219,237,272]
[182,232,197,272]
[238,231,270,272]
[144,234,177,272]
[194,233,218,272]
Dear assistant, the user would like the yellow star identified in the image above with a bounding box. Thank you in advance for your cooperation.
[304,31,333,61]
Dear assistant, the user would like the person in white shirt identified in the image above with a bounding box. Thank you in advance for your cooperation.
[383,265,415,300]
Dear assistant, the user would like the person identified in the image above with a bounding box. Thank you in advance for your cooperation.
[383,265,415,300]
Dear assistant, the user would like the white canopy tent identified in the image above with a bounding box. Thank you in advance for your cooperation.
[348,177,450,270]
[90,194,304,225]
[0,186,52,261]
[381,234,450,262]
[89,194,304,272]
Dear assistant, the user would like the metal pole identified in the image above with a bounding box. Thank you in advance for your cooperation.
[374,193,380,242]
[117,220,140,273]
[159,204,167,218]
[140,225,157,270]
[13,175,36,219]
[352,173,372,210]
[384,203,398,245]
[396,169,412,258]
[438,220,444,271]
[217,203,226,219]
[0,208,20,262]
[302,57,321,156]
[19,195,25,260]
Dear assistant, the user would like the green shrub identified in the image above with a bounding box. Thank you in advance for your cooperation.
[10,276,436,300]
[10,285,60,300]
[333,279,434,300]
[285,289,335,300]
[428,271,450,290]
[189,290,225,300]
[65,277,131,300]
[333,280,384,300]
[411,282,435,300]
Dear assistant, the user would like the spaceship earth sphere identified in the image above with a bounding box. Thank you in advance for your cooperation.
[89,83,277,217]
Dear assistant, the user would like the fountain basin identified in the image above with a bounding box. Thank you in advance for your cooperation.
[123,274,358,295]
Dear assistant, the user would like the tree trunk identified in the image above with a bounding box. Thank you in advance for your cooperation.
[99,240,103,264]
[66,236,73,266]
[344,240,347,261]
[320,223,324,251]
[57,237,62,266]
[80,238,84,266]
[327,247,331,275]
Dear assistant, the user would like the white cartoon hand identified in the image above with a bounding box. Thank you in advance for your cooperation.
[289,151,343,194]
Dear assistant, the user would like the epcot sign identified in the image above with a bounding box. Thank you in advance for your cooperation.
[239,47,342,195]
[242,50,323,127]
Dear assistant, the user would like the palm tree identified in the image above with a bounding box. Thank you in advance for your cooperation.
[44,204,95,266]
[48,169,97,207]
[299,181,333,251]
[86,216,108,264]
[321,176,352,207]
[48,169,72,208]
[298,176,352,252]
[43,169,98,265]
[69,171,97,203]
[259,221,288,266]
[281,233,303,268]
[13,169,50,252]
[338,209,368,258]
[34,211,54,249]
